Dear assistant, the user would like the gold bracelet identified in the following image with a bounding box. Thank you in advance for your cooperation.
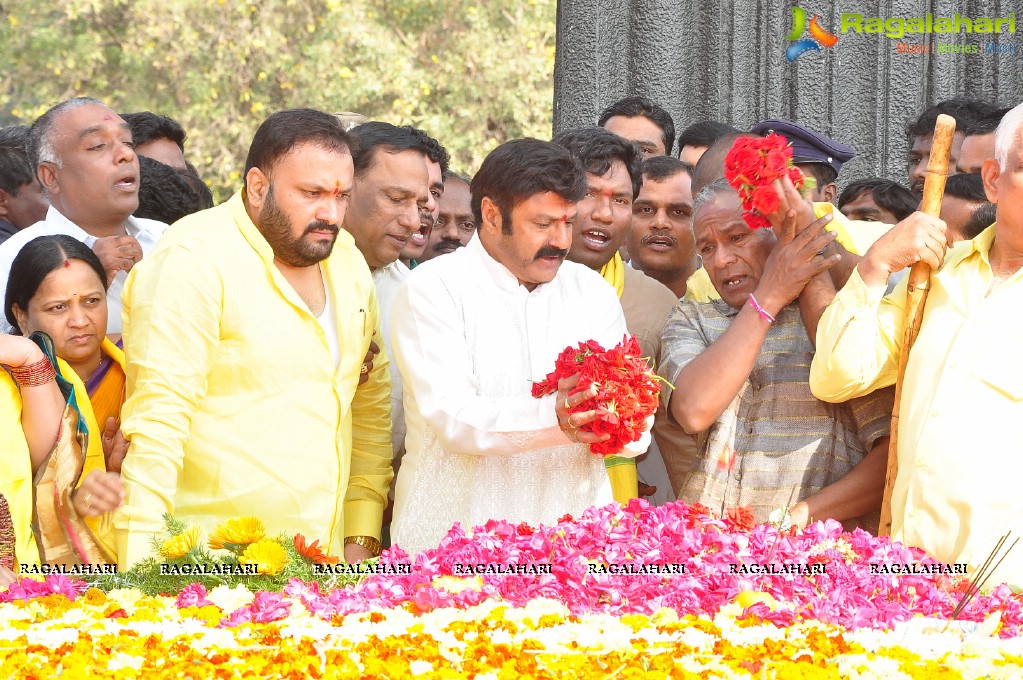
[9,356,56,387]
[344,535,381,557]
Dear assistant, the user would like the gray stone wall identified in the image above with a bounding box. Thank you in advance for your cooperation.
[554,0,1023,188]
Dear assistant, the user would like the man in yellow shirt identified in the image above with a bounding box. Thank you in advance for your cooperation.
[810,101,1023,583]
[116,109,392,568]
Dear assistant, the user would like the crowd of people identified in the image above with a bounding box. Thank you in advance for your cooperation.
[0,92,1021,584]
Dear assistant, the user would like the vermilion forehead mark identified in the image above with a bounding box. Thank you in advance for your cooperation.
[333,181,341,197]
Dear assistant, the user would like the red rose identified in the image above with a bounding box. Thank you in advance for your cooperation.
[763,149,789,177]
[742,212,772,230]
[750,184,781,215]
[725,145,761,182]
[725,506,756,531]
[788,166,805,188]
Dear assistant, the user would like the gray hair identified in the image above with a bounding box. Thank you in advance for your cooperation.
[994,101,1023,171]
[692,177,738,218]
[29,97,106,170]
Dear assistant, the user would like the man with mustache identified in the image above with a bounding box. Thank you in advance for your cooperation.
[418,171,474,263]
[0,98,168,335]
[116,109,392,568]
[627,156,698,300]
[389,138,650,555]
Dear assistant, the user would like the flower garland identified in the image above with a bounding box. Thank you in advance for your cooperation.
[723,133,810,229]
[531,335,660,456]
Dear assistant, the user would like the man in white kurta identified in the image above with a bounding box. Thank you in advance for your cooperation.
[389,138,650,555]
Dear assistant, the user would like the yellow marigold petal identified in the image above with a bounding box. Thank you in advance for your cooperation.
[208,517,266,550]
[160,526,202,559]
[239,538,288,576]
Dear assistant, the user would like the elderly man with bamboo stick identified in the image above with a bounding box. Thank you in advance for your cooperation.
[810,101,1023,584]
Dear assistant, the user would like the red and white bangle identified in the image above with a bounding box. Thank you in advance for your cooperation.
[9,357,56,387]
[747,293,776,324]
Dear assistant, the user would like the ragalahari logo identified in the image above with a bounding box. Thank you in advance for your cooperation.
[786,7,839,62]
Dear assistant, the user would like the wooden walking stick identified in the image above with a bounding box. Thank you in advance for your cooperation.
[878,113,957,537]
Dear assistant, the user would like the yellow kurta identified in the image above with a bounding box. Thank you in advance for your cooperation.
[810,226,1023,583]
[0,374,41,568]
[115,191,392,568]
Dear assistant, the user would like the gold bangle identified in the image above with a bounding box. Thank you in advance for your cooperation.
[344,535,381,557]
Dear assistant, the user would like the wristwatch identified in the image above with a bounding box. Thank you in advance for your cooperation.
[344,535,382,557]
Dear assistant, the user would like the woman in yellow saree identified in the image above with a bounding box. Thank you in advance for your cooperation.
[0,332,68,584]
[4,235,126,570]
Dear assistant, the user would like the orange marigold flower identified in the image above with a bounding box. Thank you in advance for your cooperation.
[208,517,265,551]
[293,534,340,565]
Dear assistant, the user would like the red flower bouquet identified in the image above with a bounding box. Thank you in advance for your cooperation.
[723,133,810,229]
[532,335,659,457]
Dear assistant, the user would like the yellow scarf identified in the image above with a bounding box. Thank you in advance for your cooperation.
[598,252,638,504]
[599,253,626,298]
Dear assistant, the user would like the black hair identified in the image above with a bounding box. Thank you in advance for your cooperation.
[442,169,472,186]
[677,120,740,153]
[5,235,108,333]
[964,107,1011,136]
[906,98,1004,140]
[691,132,757,196]
[405,126,450,174]
[244,108,354,178]
[944,172,988,202]
[0,125,35,194]
[798,162,839,189]
[470,138,586,234]
[552,127,644,198]
[350,121,426,177]
[121,112,187,150]
[961,202,997,240]
[838,178,917,222]
[642,155,694,183]
[136,156,215,225]
[597,96,675,155]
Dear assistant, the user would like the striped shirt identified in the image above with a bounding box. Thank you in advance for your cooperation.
[660,297,894,523]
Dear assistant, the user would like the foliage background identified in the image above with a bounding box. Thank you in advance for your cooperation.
[0,0,556,201]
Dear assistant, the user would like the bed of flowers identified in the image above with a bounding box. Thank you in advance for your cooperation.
[2,500,1023,678]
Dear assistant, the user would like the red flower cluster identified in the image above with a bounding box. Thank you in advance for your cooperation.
[532,335,659,457]
[723,133,807,229]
